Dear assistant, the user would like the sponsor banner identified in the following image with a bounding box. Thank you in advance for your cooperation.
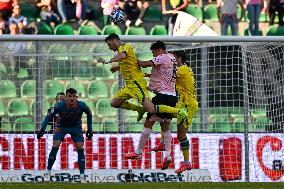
[173,11,218,36]
[1,134,284,182]
[249,133,284,182]
[0,169,211,183]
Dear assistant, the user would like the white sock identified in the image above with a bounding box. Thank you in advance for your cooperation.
[80,174,85,178]
[136,127,151,154]
[46,170,51,174]
[163,130,172,157]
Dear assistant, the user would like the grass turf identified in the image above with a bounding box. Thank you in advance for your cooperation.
[0,182,284,189]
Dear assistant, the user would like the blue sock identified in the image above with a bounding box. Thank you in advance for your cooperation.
[47,147,59,170]
[77,149,85,175]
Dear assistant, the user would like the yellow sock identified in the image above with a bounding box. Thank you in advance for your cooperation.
[121,102,142,112]
[156,105,178,115]
[182,149,190,162]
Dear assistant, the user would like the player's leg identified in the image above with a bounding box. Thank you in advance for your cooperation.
[160,121,172,170]
[70,127,86,183]
[45,127,66,181]
[175,123,191,174]
[142,98,188,125]
[151,132,165,152]
[111,86,145,121]
[176,101,198,173]
[124,119,155,159]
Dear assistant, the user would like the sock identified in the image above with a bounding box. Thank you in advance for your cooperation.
[156,105,178,116]
[77,149,85,175]
[121,102,143,112]
[180,138,190,162]
[163,130,172,157]
[80,174,85,178]
[47,147,59,170]
[136,127,151,154]
[47,169,51,174]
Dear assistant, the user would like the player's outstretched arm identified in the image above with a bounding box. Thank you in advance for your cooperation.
[83,104,93,140]
[97,52,126,64]
[36,107,58,139]
[137,60,154,68]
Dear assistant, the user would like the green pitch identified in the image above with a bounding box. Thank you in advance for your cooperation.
[0,182,283,189]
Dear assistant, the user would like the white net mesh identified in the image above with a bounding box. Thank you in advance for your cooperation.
[0,38,284,182]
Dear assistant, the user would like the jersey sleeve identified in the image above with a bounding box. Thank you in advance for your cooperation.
[40,104,59,131]
[82,102,93,130]
[151,55,164,66]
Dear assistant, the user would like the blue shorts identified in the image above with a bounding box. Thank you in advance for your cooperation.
[53,126,84,142]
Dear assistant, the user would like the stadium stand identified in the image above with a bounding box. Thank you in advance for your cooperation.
[87,80,108,98]
[102,118,118,132]
[66,80,86,97]
[101,25,122,35]
[185,4,203,20]
[8,98,29,117]
[21,80,36,98]
[124,118,144,132]
[203,4,219,22]
[43,80,65,99]
[0,100,5,116]
[96,98,116,117]
[30,98,50,116]
[13,117,34,131]
[37,22,53,35]
[149,25,167,35]
[0,117,12,132]
[125,26,146,35]
[54,24,74,35]
[0,80,17,98]
[79,25,98,35]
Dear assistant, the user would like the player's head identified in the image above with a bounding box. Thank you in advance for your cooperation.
[172,51,186,66]
[105,33,121,51]
[150,41,166,57]
[65,88,78,106]
[55,92,65,102]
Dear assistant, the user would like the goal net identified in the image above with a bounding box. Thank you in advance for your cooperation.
[0,36,283,182]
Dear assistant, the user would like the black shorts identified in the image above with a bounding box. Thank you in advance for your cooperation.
[147,93,178,120]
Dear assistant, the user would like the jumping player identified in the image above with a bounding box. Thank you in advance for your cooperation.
[124,41,178,170]
[151,51,199,173]
[97,33,188,124]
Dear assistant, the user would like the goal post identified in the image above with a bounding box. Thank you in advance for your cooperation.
[0,35,284,182]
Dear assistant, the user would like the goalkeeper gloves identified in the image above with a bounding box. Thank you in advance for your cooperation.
[86,129,93,140]
[36,129,44,139]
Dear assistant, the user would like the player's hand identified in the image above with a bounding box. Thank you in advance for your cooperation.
[36,129,44,139]
[86,129,93,140]
[97,57,106,64]
[110,65,120,73]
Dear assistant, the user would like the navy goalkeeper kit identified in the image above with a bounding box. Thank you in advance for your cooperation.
[40,100,92,142]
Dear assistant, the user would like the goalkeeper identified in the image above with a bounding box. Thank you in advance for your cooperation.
[37,88,93,183]
[151,51,198,174]
[98,33,188,124]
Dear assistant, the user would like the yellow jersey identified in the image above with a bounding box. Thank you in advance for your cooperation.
[176,65,197,101]
[117,44,145,84]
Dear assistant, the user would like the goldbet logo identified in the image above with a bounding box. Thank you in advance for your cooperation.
[117,171,185,182]
[21,173,86,182]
